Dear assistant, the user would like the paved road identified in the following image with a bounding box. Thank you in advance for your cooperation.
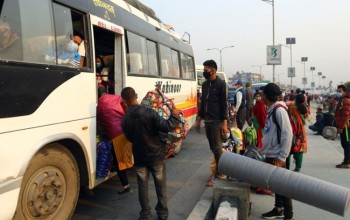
[73,105,350,220]
[73,128,213,220]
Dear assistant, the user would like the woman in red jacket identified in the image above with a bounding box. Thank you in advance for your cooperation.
[335,85,350,168]
[252,92,266,149]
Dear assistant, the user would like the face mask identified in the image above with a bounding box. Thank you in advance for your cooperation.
[255,97,262,101]
[66,40,78,52]
[203,71,212,80]
[226,132,230,139]
[96,62,102,69]
[336,92,342,98]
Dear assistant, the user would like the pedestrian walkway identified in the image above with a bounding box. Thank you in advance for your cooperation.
[249,124,350,220]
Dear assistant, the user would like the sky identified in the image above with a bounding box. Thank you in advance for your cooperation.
[140,0,350,90]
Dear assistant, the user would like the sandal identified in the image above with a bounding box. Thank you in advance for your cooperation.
[206,179,214,187]
[118,186,131,195]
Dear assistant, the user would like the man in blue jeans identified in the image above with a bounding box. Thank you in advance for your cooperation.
[121,87,180,220]
[261,83,294,220]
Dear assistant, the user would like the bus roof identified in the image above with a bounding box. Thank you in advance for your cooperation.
[57,0,193,55]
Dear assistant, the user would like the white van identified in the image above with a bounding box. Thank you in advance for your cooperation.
[196,64,228,87]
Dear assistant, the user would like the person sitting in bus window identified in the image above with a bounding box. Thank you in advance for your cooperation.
[46,30,83,67]
[0,19,23,61]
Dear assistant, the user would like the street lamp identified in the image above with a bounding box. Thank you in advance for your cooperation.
[317,72,322,89]
[280,37,296,89]
[207,45,234,71]
[322,75,326,89]
[297,57,308,89]
[309,66,315,93]
[251,64,266,76]
[262,0,276,83]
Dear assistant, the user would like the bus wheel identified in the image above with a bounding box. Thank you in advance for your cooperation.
[13,143,80,220]
[173,141,182,155]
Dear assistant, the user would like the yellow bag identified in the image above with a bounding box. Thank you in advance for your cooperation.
[112,134,133,170]
[231,127,244,152]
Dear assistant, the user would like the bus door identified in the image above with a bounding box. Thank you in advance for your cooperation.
[90,15,124,95]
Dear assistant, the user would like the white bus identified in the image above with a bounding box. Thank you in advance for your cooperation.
[0,0,197,219]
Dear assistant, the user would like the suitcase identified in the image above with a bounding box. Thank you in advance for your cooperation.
[322,126,337,140]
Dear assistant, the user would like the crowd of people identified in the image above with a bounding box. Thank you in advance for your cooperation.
[196,59,350,220]
[95,56,350,220]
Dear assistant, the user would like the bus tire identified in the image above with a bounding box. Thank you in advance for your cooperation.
[173,141,182,155]
[13,143,80,220]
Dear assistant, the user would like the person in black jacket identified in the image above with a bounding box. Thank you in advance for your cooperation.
[121,87,180,220]
[195,59,229,180]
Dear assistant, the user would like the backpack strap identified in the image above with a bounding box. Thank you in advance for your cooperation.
[269,104,286,144]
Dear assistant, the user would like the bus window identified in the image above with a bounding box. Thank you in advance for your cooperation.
[159,44,180,79]
[180,53,195,80]
[126,31,149,75]
[170,49,180,78]
[0,0,22,61]
[50,3,87,68]
[146,40,159,76]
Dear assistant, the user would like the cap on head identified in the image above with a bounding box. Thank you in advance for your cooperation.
[235,79,243,85]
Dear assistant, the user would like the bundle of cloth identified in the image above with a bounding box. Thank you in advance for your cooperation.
[141,87,188,157]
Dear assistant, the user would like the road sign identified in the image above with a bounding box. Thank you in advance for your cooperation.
[266,45,281,65]
[311,82,315,87]
[302,77,307,85]
[288,67,295,77]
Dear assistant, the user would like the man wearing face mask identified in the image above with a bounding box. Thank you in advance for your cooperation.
[0,19,23,60]
[46,30,83,67]
[195,59,229,181]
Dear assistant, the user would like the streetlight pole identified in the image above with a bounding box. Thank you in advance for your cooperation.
[285,38,296,90]
[207,45,234,71]
[310,66,315,93]
[318,72,322,89]
[322,75,326,90]
[297,57,308,89]
[262,0,275,83]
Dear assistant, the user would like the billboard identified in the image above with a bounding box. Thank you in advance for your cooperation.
[266,45,282,65]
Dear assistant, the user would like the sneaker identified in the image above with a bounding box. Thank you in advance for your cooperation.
[336,163,350,168]
[262,207,284,219]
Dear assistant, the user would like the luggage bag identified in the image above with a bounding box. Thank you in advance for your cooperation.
[322,126,337,140]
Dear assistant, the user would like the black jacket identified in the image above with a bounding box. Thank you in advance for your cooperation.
[122,105,180,166]
[198,76,228,121]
